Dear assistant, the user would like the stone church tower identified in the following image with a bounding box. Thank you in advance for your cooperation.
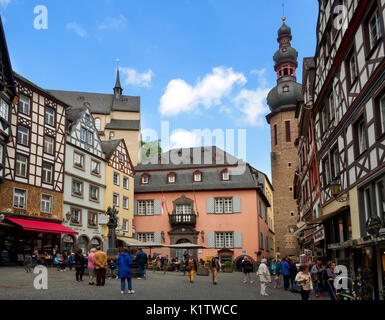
[266,18,301,258]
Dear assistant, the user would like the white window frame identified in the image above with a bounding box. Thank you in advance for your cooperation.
[136,232,154,243]
[94,118,101,130]
[15,154,28,177]
[70,208,82,225]
[91,160,100,175]
[215,198,233,214]
[88,211,98,228]
[369,9,382,49]
[194,172,202,182]
[0,99,8,120]
[141,175,149,184]
[72,180,83,196]
[113,172,120,186]
[123,176,129,189]
[113,193,120,207]
[89,185,99,201]
[215,232,234,248]
[42,163,53,184]
[44,136,54,155]
[13,188,27,209]
[168,175,175,183]
[123,196,129,209]
[357,119,367,154]
[17,126,29,146]
[41,194,52,213]
[45,107,55,126]
[74,152,84,169]
[18,95,30,115]
[137,200,154,216]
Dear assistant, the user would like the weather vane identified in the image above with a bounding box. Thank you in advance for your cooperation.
[282,0,286,22]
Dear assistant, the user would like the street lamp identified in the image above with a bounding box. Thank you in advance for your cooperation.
[329,180,348,202]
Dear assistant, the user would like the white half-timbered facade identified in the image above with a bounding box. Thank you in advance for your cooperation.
[62,105,106,254]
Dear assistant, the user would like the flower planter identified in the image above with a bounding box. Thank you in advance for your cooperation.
[197,267,209,276]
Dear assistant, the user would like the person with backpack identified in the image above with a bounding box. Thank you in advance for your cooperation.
[310,258,324,297]
[281,257,291,290]
[209,256,220,285]
[74,248,86,282]
[270,259,282,289]
[241,256,254,284]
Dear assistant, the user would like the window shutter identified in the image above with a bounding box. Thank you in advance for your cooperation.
[154,200,162,215]
[134,200,138,216]
[206,232,215,248]
[233,197,241,213]
[154,233,162,244]
[206,198,215,214]
[234,232,242,248]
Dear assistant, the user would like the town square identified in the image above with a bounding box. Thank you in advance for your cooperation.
[0,0,385,305]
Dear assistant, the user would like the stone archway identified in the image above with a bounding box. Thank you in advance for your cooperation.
[234,255,256,272]
[168,227,199,260]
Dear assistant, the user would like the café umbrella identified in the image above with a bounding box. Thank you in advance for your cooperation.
[122,241,165,256]
[167,243,206,249]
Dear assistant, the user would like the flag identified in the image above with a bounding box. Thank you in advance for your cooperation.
[161,192,165,215]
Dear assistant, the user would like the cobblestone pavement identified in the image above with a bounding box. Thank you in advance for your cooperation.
[0,267,330,300]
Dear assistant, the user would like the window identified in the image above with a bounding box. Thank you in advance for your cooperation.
[349,54,357,83]
[123,176,129,189]
[113,172,120,186]
[331,147,340,179]
[222,170,229,181]
[369,9,382,49]
[80,127,93,145]
[285,120,291,142]
[322,157,331,186]
[119,153,124,163]
[137,200,154,216]
[41,194,52,213]
[193,171,202,182]
[215,198,233,214]
[123,219,129,232]
[42,163,53,184]
[88,212,98,228]
[283,86,289,92]
[13,189,26,209]
[376,180,385,223]
[91,160,100,175]
[380,94,385,134]
[123,196,129,209]
[109,131,115,139]
[44,136,54,155]
[329,91,335,120]
[357,118,367,155]
[141,174,149,184]
[72,180,83,197]
[215,232,233,248]
[94,118,101,130]
[18,95,30,116]
[0,144,3,163]
[87,130,93,146]
[0,99,9,120]
[113,193,120,207]
[136,233,154,243]
[17,126,29,146]
[45,107,55,126]
[89,186,99,201]
[80,127,86,142]
[74,152,84,169]
[176,204,192,221]
[321,105,328,134]
[260,233,264,249]
[70,208,81,225]
[274,124,278,145]
[15,154,28,177]
[168,174,175,184]
[363,187,372,222]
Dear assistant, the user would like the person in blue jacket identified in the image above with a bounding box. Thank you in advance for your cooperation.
[117,249,135,294]
[135,248,148,280]
[281,257,291,290]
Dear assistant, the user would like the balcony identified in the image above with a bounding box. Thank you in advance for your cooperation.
[169,214,196,227]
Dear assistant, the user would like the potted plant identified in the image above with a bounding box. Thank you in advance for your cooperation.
[224,261,233,273]
[197,263,210,276]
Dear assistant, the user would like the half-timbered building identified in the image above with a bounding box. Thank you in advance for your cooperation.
[309,0,385,299]
[0,72,77,263]
[61,104,106,254]
[0,17,17,185]
[101,139,135,251]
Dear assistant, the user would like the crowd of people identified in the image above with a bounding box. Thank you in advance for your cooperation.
[26,246,343,299]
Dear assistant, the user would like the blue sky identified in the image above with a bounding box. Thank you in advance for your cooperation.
[0,0,318,179]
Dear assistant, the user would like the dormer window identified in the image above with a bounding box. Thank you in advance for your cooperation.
[141,174,149,184]
[221,169,230,181]
[193,171,202,182]
[168,173,176,184]
[283,86,289,93]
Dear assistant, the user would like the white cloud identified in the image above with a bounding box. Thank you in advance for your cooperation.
[159,67,246,116]
[66,22,87,38]
[98,14,127,31]
[250,68,268,88]
[168,130,201,150]
[119,67,154,88]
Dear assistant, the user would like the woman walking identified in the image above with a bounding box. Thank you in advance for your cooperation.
[74,248,85,282]
[117,248,135,294]
[87,248,96,285]
[295,265,313,300]
[186,256,197,283]
[271,259,282,288]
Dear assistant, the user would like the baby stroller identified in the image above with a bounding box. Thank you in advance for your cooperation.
[333,277,361,301]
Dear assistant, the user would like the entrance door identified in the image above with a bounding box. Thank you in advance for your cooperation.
[175,249,192,261]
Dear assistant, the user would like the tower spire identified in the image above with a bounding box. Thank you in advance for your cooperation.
[114,58,122,97]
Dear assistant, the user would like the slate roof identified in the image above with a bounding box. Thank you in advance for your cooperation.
[0,17,16,98]
[134,146,270,199]
[101,139,123,159]
[47,89,140,114]
[104,119,140,131]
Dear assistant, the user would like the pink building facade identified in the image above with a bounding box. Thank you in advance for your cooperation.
[133,147,271,270]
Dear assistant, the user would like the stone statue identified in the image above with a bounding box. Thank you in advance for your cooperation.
[106,206,119,258]
[106,206,119,226]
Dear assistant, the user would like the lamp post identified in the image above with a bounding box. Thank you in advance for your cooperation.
[329,180,349,202]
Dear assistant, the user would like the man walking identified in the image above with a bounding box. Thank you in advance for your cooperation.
[136,248,148,279]
[257,258,271,296]
[241,256,254,284]
[94,246,107,286]
[281,257,291,290]
[209,256,220,285]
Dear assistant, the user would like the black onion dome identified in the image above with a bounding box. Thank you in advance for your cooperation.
[267,81,303,112]
[273,46,298,64]
[278,22,291,37]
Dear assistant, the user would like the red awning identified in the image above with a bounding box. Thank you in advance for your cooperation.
[6,217,78,235]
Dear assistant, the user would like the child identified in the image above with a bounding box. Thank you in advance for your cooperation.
[68,253,75,271]
[108,259,118,279]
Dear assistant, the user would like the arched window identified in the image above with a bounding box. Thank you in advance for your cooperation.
[283,86,289,93]
[221,169,230,181]
[94,118,101,130]
[193,171,202,182]
[78,236,89,255]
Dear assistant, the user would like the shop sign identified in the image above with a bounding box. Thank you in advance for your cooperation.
[63,235,73,243]
[99,214,108,225]
[366,216,382,235]
[314,227,325,242]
